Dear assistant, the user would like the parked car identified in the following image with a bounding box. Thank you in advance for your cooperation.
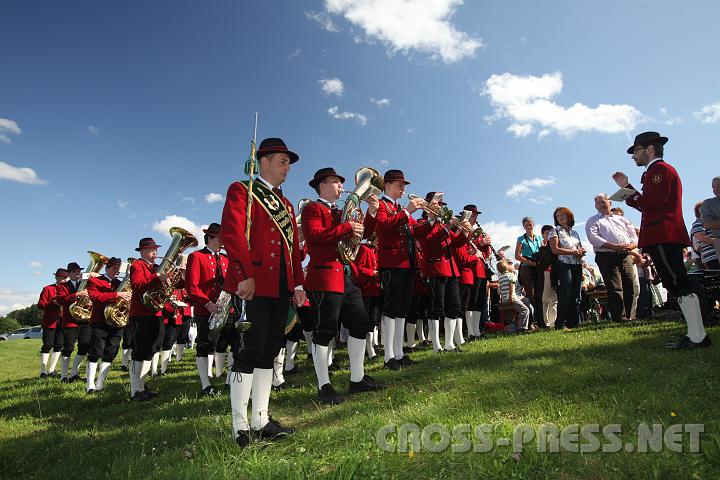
[4,327,31,340]
[0,332,9,341]
[24,326,43,339]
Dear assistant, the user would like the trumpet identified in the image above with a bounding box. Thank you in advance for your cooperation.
[407,193,454,224]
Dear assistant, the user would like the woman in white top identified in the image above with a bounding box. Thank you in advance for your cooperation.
[548,207,586,330]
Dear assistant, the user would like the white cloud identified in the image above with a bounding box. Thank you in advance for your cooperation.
[0,161,47,185]
[152,215,208,245]
[694,101,720,124]
[28,261,42,268]
[182,196,196,204]
[406,128,415,134]
[528,195,553,205]
[86,126,99,135]
[379,159,389,166]
[0,118,21,144]
[319,78,345,97]
[328,106,368,126]
[482,72,643,139]
[287,49,301,60]
[370,97,391,107]
[506,177,556,198]
[322,0,482,63]
[0,288,38,315]
[479,221,524,254]
[305,10,340,32]
[118,200,128,209]
[205,193,224,204]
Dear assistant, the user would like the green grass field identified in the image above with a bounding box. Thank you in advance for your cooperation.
[1,320,719,479]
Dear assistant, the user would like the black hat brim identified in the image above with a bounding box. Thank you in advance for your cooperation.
[309,174,346,189]
[627,136,668,154]
[257,148,299,164]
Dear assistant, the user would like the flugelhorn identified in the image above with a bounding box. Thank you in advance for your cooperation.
[338,167,384,264]
[142,227,198,311]
[104,257,136,328]
[407,193,454,224]
[69,251,110,322]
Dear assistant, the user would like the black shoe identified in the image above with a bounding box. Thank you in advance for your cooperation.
[405,346,416,353]
[318,383,344,405]
[349,375,387,394]
[383,358,401,371]
[420,340,431,348]
[272,381,292,391]
[398,356,416,366]
[143,389,159,399]
[368,355,378,362]
[40,373,47,379]
[68,375,81,383]
[665,336,712,350]
[256,416,295,440]
[236,430,252,448]
[224,383,231,391]
[200,386,219,396]
[87,389,95,394]
[47,371,59,377]
[613,317,631,323]
[284,366,298,376]
[120,365,129,372]
[131,390,155,402]
[60,377,69,384]
[328,363,342,372]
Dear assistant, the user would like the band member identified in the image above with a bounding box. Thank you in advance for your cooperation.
[159,286,187,375]
[37,268,69,378]
[282,230,312,376]
[86,257,129,393]
[373,170,428,369]
[56,262,91,383]
[185,223,229,395]
[614,131,711,349]
[354,235,381,360]
[221,137,306,447]
[302,168,385,405]
[464,205,492,339]
[174,302,192,362]
[416,193,470,353]
[128,237,168,401]
[120,322,133,371]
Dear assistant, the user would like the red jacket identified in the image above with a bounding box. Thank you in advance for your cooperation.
[473,243,491,280]
[354,244,381,297]
[129,258,162,318]
[162,288,186,325]
[625,160,691,248]
[417,221,467,278]
[301,200,354,293]
[57,279,82,328]
[374,197,433,269]
[454,243,478,285]
[186,247,229,315]
[87,275,121,325]
[221,180,304,298]
[37,284,62,328]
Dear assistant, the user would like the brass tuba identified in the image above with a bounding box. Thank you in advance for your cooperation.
[104,257,136,328]
[69,251,110,322]
[142,227,198,311]
[338,167,385,264]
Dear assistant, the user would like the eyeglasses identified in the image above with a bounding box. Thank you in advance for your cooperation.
[632,146,647,153]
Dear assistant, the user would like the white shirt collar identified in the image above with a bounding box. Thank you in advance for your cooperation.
[317,197,337,207]
[645,158,663,171]
[257,175,278,189]
[382,194,399,204]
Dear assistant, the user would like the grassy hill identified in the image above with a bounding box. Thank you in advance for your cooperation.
[1,319,719,479]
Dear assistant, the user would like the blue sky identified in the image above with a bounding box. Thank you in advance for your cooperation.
[2,0,719,313]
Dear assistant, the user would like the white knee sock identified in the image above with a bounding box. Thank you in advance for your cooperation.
[139,360,151,391]
[121,349,130,367]
[429,319,442,352]
[230,372,253,435]
[86,361,98,391]
[207,353,214,378]
[417,320,426,342]
[96,361,111,390]
[196,356,211,389]
[176,344,185,361]
[71,354,85,377]
[150,352,159,376]
[312,343,330,389]
[61,356,71,379]
[40,353,49,375]
[303,330,313,355]
[393,317,405,360]
[272,348,285,387]
[48,351,61,373]
[366,332,377,358]
[251,368,273,430]
[130,360,143,396]
[465,311,475,337]
[679,294,707,343]
[472,311,482,335]
[214,352,226,378]
[160,350,172,374]
[405,323,417,348]
[381,316,395,361]
[454,317,465,345]
[444,317,457,351]
[373,326,379,346]
[328,338,335,366]
[285,340,298,371]
[347,336,366,382]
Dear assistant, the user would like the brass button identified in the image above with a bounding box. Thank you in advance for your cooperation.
[269,266,274,270]
[270,240,275,244]
[270,253,275,258]
[271,228,276,232]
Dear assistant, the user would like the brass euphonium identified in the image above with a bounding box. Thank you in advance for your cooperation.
[104,257,136,328]
[69,251,110,322]
[338,167,385,264]
[142,227,198,311]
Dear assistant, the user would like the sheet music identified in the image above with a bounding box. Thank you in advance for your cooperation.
[609,187,637,202]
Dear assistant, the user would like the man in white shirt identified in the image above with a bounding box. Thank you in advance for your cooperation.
[585,193,639,322]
